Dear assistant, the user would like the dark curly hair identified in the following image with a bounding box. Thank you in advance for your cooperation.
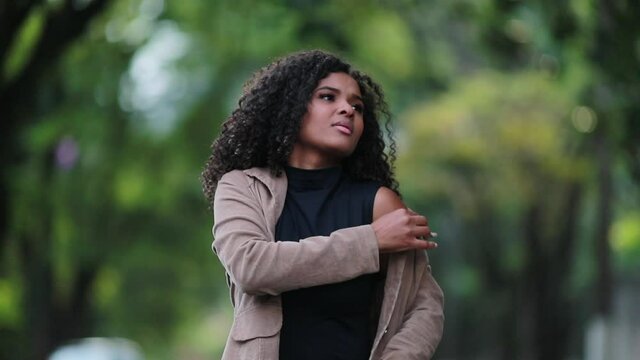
[201,49,398,205]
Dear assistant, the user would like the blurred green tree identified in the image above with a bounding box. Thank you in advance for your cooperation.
[1,0,638,360]
[398,71,587,358]
[1,2,113,359]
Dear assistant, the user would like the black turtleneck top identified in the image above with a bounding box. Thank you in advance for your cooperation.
[275,166,381,360]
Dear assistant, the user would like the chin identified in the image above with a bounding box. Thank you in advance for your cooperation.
[329,147,357,160]
[329,141,358,154]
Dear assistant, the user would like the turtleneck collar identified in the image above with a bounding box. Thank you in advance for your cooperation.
[284,166,342,191]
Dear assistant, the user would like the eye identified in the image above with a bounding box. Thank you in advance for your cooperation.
[319,93,334,101]
[352,103,364,114]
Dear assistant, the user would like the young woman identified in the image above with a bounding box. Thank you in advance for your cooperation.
[202,50,444,360]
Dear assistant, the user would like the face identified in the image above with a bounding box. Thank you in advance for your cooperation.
[289,72,365,169]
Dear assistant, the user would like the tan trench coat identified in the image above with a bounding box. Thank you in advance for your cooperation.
[212,167,444,359]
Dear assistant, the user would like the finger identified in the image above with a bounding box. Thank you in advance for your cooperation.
[408,238,438,249]
[411,215,428,226]
[413,225,431,238]
[416,229,438,242]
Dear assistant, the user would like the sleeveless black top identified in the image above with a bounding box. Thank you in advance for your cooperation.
[275,166,381,360]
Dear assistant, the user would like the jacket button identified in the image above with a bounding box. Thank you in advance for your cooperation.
[384,328,388,334]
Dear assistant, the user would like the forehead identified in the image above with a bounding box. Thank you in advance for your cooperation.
[315,72,361,96]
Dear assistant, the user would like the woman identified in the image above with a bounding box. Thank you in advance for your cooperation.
[202,50,444,360]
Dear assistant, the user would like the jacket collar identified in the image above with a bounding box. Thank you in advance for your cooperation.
[243,167,288,200]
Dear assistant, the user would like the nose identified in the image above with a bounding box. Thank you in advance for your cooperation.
[338,100,355,117]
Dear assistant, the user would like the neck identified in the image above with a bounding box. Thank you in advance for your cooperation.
[288,149,340,169]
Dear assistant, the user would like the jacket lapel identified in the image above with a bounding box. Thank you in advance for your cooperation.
[243,167,287,240]
[370,252,406,356]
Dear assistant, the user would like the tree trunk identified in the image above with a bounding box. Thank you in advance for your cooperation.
[521,180,582,360]
[0,0,111,261]
[594,129,613,316]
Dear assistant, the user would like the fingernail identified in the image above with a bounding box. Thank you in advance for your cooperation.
[430,232,438,238]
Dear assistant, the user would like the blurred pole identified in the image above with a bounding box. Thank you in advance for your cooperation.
[583,125,613,360]
[590,0,623,320]
[594,127,612,317]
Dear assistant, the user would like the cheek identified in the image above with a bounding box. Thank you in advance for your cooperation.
[300,112,317,132]
[354,118,365,140]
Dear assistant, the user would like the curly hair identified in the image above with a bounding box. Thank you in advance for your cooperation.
[201,49,398,205]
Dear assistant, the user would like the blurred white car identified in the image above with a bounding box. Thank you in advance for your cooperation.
[48,338,144,360]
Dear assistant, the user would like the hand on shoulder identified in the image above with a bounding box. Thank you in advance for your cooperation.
[372,187,438,253]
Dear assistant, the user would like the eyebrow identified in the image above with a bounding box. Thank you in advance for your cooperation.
[315,86,363,102]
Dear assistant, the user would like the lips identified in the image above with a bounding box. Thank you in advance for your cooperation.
[332,121,353,135]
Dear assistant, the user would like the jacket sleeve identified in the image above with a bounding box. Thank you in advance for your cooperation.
[381,250,444,359]
[212,170,380,296]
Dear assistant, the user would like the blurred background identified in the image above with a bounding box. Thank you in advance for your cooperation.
[1,0,639,359]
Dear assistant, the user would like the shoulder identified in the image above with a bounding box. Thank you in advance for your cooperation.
[217,167,287,202]
[218,169,251,188]
[218,167,275,185]
[373,187,405,220]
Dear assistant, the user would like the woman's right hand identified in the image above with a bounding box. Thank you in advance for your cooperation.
[372,187,438,253]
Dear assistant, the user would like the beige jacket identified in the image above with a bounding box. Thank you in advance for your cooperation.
[213,167,444,360]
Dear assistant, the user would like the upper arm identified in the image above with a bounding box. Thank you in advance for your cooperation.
[373,186,406,221]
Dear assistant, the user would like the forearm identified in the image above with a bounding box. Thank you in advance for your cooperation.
[213,172,380,295]
[214,223,380,295]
